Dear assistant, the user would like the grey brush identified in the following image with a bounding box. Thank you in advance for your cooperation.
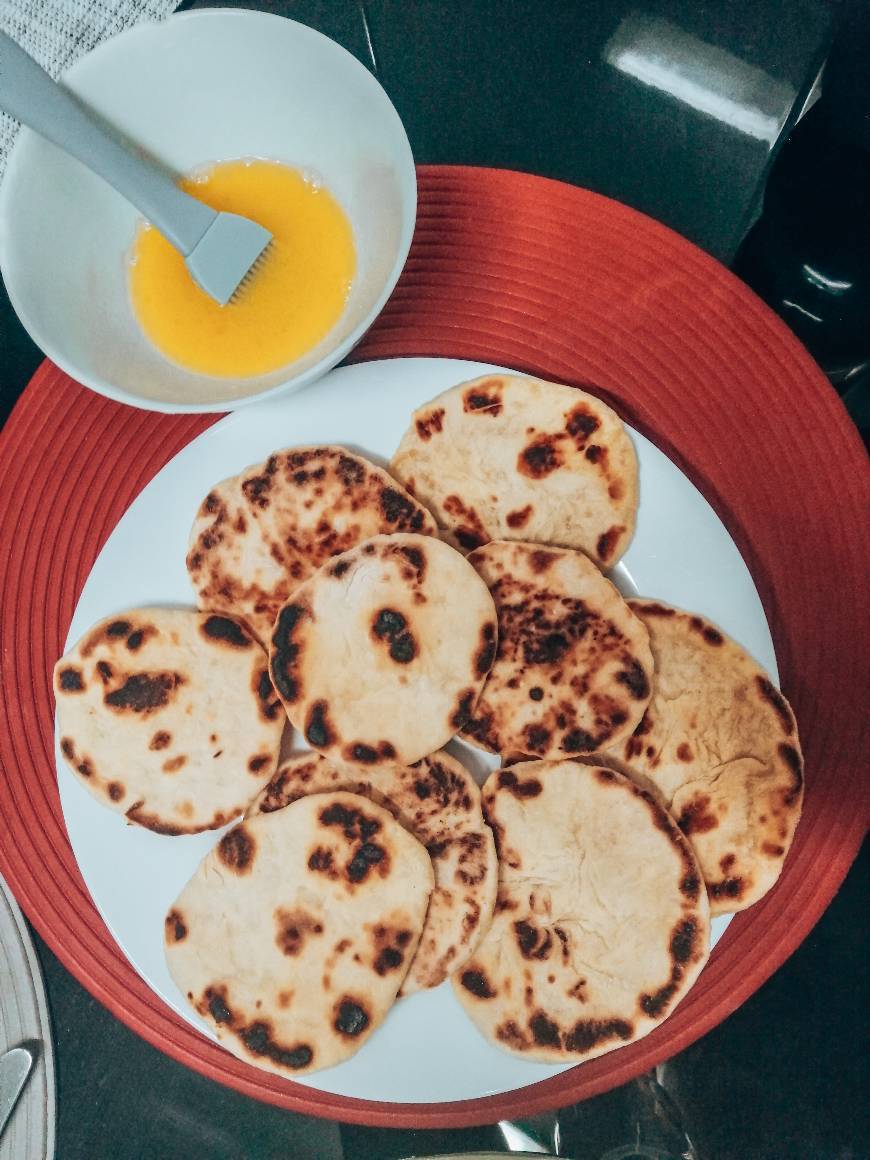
[0,31,271,305]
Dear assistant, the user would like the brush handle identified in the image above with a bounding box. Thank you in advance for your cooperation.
[0,30,214,254]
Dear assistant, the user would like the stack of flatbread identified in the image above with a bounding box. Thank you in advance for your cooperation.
[54,373,803,1078]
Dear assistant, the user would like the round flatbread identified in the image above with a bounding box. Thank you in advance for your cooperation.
[54,609,285,834]
[248,749,497,993]
[461,541,652,761]
[454,760,710,1064]
[390,374,637,568]
[269,533,498,767]
[165,792,434,1076]
[607,600,804,915]
[187,446,438,641]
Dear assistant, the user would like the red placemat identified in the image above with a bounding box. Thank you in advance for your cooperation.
[0,167,867,1128]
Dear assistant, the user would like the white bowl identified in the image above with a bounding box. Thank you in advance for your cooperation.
[0,10,416,412]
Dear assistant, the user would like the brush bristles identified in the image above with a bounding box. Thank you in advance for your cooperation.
[229,242,272,304]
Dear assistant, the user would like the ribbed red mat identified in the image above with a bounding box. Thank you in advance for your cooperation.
[0,167,867,1127]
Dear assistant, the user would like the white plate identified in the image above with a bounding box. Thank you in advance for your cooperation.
[57,358,777,1104]
[0,875,56,1159]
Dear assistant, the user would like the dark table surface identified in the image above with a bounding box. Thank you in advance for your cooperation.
[1,2,867,1158]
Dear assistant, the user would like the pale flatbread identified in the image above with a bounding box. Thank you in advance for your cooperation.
[187,446,437,641]
[248,750,498,993]
[269,533,498,767]
[54,609,285,834]
[461,541,652,760]
[454,761,710,1063]
[390,374,637,567]
[607,600,804,914]
[165,792,434,1076]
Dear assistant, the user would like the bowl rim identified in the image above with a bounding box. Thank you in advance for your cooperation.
[0,7,418,414]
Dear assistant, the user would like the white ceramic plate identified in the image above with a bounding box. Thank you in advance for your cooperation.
[56,358,777,1103]
[0,875,56,1160]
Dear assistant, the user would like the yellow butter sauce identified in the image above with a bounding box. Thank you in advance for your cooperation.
[129,159,355,378]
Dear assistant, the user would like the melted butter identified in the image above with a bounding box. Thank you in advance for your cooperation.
[129,159,355,378]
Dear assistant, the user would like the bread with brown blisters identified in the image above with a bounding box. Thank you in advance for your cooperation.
[248,749,498,994]
[461,541,652,761]
[454,760,710,1063]
[54,609,285,834]
[165,792,433,1076]
[269,533,498,768]
[391,374,637,567]
[187,446,437,641]
[607,600,804,915]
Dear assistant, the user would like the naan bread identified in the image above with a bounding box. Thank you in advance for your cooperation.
[461,541,652,760]
[607,601,804,914]
[248,750,497,993]
[454,761,710,1063]
[187,446,437,641]
[269,533,498,767]
[166,792,433,1076]
[54,609,285,834]
[390,374,637,567]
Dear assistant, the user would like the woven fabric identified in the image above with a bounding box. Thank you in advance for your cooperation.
[0,0,177,176]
